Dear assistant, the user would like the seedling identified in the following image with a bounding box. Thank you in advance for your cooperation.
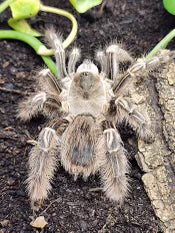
[0,0,102,74]
[0,0,174,75]
[0,0,78,47]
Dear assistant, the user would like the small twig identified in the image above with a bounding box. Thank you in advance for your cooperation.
[89,187,103,192]
[0,86,28,96]
[40,198,61,215]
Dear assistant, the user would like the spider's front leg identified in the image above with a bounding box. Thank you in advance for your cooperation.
[99,126,129,203]
[113,50,175,95]
[27,126,60,206]
[97,43,133,81]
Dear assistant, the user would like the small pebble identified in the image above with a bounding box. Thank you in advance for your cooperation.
[7,178,15,186]
[30,216,48,229]
[3,83,14,90]
[0,219,9,227]
[2,61,9,69]
[80,220,88,231]
[9,66,17,74]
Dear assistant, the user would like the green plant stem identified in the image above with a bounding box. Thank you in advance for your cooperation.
[40,3,78,49]
[0,30,57,75]
[146,29,175,58]
[0,0,15,13]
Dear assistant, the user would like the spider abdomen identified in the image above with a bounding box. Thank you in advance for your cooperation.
[61,114,102,178]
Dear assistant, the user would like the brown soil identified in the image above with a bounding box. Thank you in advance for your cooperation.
[0,0,175,232]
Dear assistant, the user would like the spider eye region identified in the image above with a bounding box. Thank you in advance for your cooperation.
[77,72,95,93]
[73,60,100,97]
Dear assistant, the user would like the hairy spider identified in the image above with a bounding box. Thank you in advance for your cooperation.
[18,29,175,205]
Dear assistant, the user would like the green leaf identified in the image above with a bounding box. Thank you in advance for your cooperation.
[8,0,41,36]
[69,0,102,13]
[9,0,40,20]
[163,0,175,15]
[8,19,41,36]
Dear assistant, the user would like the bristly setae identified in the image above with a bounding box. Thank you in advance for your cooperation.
[17,28,175,207]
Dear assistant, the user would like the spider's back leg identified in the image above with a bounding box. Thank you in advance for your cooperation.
[27,127,59,204]
[99,126,129,203]
[27,118,68,205]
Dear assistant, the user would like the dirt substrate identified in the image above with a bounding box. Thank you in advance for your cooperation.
[0,0,175,232]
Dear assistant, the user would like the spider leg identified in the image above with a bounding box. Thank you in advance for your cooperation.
[99,127,129,203]
[113,50,175,95]
[27,127,60,204]
[115,97,153,142]
[17,91,47,121]
[45,28,67,79]
[17,92,62,121]
[38,68,62,94]
[96,50,108,74]
[17,68,63,121]
[68,48,81,75]
[111,52,175,141]
[43,95,62,118]
[105,44,133,81]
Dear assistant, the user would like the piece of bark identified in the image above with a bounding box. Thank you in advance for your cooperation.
[133,51,175,233]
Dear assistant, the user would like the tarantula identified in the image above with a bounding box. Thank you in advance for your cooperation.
[18,29,175,205]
